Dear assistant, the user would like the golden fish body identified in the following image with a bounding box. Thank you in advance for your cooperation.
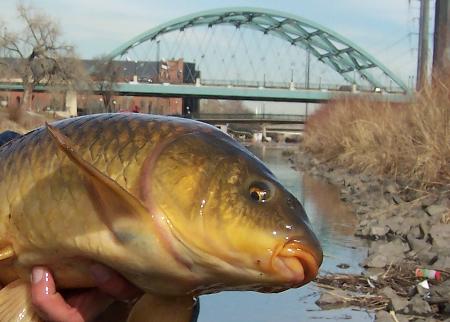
[0,113,322,321]
[0,114,205,294]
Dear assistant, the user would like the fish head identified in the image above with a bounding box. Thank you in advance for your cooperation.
[149,128,322,293]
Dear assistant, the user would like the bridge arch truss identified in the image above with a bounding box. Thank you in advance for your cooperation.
[107,7,408,93]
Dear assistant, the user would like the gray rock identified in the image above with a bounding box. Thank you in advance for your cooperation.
[394,220,416,236]
[430,279,450,298]
[429,224,450,249]
[417,250,438,265]
[315,289,348,309]
[408,295,432,316]
[374,310,391,322]
[363,267,385,277]
[432,256,450,270]
[409,225,423,239]
[384,216,411,236]
[369,240,389,255]
[367,183,382,194]
[364,254,388,268]
[392,194,403,204]
[412,207,429,216]
[384,182,399,194]
[370,225,390,238]
[442,303,450,315]
[366,239,409,267]
[380,286,409,312]
[419,219,432,237]
[377,198,391,208]
[356,206,369,215]
[417,283,431,297]
[407,234,437,264]
[357,199,369,207]
[421,194,439,208]
[355,227,371,237]
[388,238,411,253]
[407,234,431,253]
[425,205,448,217]
[390,314,409,322]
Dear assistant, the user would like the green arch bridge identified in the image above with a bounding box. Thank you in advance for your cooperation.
[0,7,412,117]
[107,7,409,94]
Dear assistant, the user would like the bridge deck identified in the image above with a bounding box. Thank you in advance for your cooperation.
[194,114,306,124]
[0,82,412,104]
[115,83,411,103]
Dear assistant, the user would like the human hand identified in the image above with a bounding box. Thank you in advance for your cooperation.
[31,265,142,322]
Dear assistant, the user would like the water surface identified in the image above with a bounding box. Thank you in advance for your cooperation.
[197,144,372,322]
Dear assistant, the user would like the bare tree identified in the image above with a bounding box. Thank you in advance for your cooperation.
[0,3,88,113]
[91,56,122,112]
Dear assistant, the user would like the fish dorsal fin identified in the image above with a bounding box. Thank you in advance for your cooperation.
[0,279,43,322]
[46,123,152,238]
[127,294,199,322]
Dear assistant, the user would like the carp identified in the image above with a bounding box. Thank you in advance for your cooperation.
[0,113,322,321]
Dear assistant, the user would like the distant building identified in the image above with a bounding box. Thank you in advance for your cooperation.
[0,58,200,116]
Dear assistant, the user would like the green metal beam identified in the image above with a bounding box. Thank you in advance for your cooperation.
[106,7,409,93]
[0,82,412,104]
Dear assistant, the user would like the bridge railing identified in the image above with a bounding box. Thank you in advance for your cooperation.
[197,79,406,94]
[193,113,307,122]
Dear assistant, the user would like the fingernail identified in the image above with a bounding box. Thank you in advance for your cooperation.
[31,267,44,284]
[90,264,112,284]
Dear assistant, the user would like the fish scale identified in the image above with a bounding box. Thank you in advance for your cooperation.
[0,115,161,256]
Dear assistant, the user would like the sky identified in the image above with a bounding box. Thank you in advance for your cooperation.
[0,1,433,87]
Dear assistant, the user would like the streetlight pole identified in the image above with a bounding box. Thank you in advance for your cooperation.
[416,0,430,91]
[305,48,311,120]
[156,40,160,83]
[433,0,450,79]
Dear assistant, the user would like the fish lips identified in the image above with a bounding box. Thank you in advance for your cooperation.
[271,236,323,286]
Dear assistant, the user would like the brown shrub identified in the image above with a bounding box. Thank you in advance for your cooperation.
[303,84,450,189]
[6,105,23,123]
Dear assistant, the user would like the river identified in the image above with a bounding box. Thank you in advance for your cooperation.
[197,144,373,322]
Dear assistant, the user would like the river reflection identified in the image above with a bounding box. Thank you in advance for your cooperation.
[197,144,372,322]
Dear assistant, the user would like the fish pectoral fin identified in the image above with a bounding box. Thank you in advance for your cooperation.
[0,244,15,261]
[0,279,43,322]
[127,294,199,322]
[46,123,152,238]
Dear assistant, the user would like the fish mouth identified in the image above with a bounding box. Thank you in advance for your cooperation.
[271,238,322,285]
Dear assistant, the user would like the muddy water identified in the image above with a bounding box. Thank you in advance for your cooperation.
[197,144,373,322]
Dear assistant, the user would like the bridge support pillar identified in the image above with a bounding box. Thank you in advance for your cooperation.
[65,90,77,117]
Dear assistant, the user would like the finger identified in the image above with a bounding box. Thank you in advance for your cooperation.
[31,266,84,322]
[65,289,113,321]
[89,264,142,301]
[31,267,113,322]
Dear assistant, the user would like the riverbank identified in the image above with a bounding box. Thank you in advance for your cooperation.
[294,148,450,321]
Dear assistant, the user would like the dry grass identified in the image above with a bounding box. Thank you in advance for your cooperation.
[0,109,59,133]
[303,83,450,189]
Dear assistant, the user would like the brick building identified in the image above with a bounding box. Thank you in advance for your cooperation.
[0,58,199,116]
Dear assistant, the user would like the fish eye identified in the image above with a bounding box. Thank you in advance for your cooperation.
[249,182,271,203]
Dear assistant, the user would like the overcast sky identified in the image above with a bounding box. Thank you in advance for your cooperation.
[0,0,433,85]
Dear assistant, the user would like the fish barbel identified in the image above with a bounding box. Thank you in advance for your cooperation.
[0,113,322,322]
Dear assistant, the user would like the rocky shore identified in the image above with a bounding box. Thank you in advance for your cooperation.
[294,149,450,322]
